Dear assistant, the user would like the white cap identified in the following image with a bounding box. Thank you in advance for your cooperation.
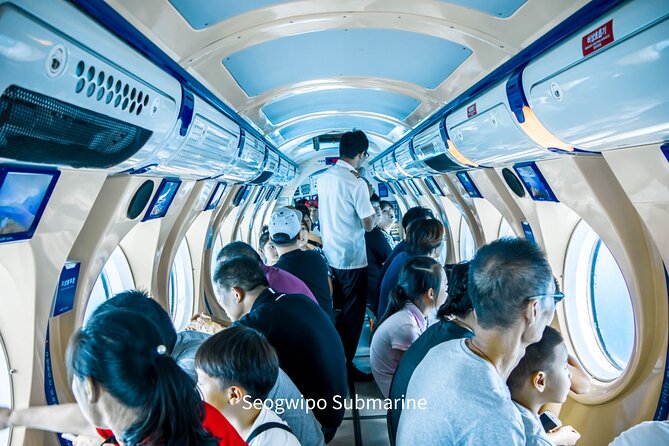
[269,207,302,244]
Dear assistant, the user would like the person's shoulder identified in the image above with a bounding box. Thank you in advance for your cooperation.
[610,421,669,445]
[252,407,301,446]
[203,403,247,446]
[457,417,525,446]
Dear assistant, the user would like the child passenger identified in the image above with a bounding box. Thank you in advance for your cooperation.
[370,256,447,397]
[196,325,301,446]
[507,326,581,446]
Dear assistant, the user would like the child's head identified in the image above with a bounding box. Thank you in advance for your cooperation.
[195,325,279,415]
[507,326,571,406]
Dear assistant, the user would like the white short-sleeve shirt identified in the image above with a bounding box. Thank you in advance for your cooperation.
[609,421,669,446]
[248,406,302,446]
[317,160,376,270]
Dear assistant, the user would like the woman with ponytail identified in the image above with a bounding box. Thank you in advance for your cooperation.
[370,257,447,398]
[66,309,247,446]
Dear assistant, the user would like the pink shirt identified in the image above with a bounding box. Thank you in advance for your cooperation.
[261,264,318,304]
[370,302,427,398]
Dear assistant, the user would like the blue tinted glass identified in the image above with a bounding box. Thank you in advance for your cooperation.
[514,164,557,201]
[149,181,180,218]
[590,240,635,370]
[0,172,53,236]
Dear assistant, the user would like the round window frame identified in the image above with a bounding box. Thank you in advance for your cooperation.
[458,216,476,261]
[169,238,195,332]
[83,246,135,324]
[0,333,13,446]
[498,218,516,239]
[562,220,638,390]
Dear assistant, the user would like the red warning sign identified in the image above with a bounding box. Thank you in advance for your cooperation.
[467,103,477,118]
[582,20,614,57]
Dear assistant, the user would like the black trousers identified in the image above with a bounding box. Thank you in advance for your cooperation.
[332,266,368,365]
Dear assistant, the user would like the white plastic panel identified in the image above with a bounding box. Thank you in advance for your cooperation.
[523,0,669,151]
[412,121,466,173]
[394,141,422,177]
[446,80,554,166]
[0,1,181,171]
[228,133,266,183]
[381,154,406,181]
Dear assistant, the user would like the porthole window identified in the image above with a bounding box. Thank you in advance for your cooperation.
[564,220,635,381]
[498,219,516,239]
[211,232,224,278]
[0,334,13,446]
[83,246,135,324]
[169,239,194,331]
[459,216,476,261]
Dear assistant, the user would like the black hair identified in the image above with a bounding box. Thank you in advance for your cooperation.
[90,289,177,353]
[339,130,369,159]
[401,206,434,231]
[370,193,380,204]
[196,325,279,401]
[379,201,393,212]
[405,219,444,256]
[217,241,262,264]
[437,261,473,319]
[295,204,310,220]
[259,226,271,250]
[214,256,269,292]
[67,310,216,446]
[507,326,565,393]
[468,237,553,329]
[376,257,443,330]
[294,198,308,208]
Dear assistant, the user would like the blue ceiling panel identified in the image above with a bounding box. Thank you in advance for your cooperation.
[437,0,527,18]
[169,0,288,29]
[278,116,397,142]
[223,29,472,96]
[262,89,420,125]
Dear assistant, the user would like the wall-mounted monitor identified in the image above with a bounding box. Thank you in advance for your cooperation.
[143,178,181,221]
[378,183,389,198]
[325,156,339,166]
[407,179,423,196]
[204,182,226,211]
[0,165,60,243]
[233,186,247,207]
[427,177,446,197]
[521,221,535,242]
[253,187,264,204]
[264,187,276,202]
[513,163,558,202]
[456,171,482,198]
[395,182,407,195]
[661,144,669,163]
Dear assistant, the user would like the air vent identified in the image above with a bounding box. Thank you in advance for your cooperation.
[0,86,152,168]
[502,168,526,198]
[74,60,151,117]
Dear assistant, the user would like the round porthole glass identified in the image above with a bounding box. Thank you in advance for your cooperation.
[169,239,194,331]
[83,246,135,324]
[563,220,635,381]
[459,216,476,261]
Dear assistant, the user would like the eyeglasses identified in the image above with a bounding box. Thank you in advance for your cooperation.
[526,291,565,304]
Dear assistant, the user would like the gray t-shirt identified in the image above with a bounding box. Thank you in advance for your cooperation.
[397,338,525,446]
[514,402,553,446]
[172,331,325,446]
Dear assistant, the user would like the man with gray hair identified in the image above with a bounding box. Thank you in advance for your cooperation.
[397,237,561,445]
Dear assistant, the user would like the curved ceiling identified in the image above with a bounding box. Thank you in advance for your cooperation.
[108,0,589,159]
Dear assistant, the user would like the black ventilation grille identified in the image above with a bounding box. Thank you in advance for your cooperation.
[0,86,152,168]
[74,61,151,116]
[423,153,461,173]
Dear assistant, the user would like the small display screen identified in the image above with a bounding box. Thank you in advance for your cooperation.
[254,187,264,204]
[325,156,339,166]
[205,182,226,211]
[143,178,181,221]
[395,183,407,195]
[378,183,389,198]
[407,180,423,196]
[521,221,535,242]
[514,163,558,202]
[456,171,482,198]
[428,177,446,197]
[386,183,396,194]
[0,165,60,243]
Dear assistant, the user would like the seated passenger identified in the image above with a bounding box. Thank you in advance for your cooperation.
[507,326,581,446]
[295,203,323,250]
[609,420,669,445]
[259,226,279,265]
[397,238,559,446]
[378,206,434,289]
[196,325,300,446]
[217,240,318,305]
[370,257,446,397]
[387,262,476,444]
[365,194,393,316]
[378,200,397,248]
[270,206,334,319]
[378,218,444,317]
[68,310,246,445]
[295,210,335,296]
[213,256,347,442]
